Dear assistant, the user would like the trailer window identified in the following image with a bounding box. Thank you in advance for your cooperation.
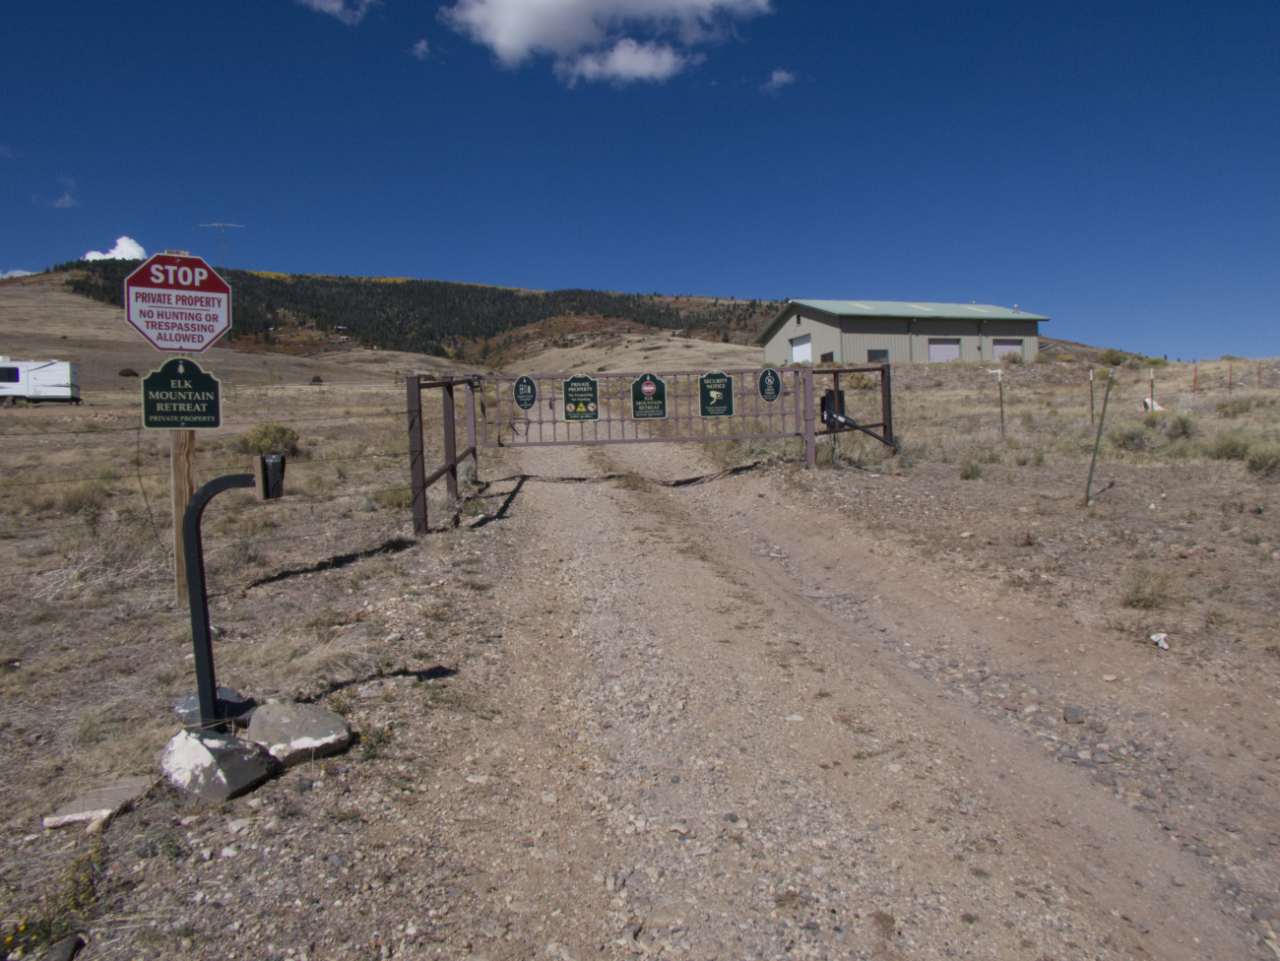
[0,367,18,383]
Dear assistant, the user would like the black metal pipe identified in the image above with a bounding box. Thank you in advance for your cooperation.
[823,408,900,452]
[184,473,255,731]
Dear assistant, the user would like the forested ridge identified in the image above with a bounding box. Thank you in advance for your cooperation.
[53,259,778,354]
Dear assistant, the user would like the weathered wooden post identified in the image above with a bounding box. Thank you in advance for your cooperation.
[880,363,894,446]
[802,366,816,469]
[407,374,427,536]
[464,378,478,477]
[171,428,195,606]
[1084,370,1114,506]
[997,369,1006,440]
[442,379,459,501]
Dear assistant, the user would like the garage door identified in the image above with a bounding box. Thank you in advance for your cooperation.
[790,335,812,364]
[928,339,961,363]
[992,339,1023,360]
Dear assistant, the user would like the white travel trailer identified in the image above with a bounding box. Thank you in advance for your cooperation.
[0,358,81,404]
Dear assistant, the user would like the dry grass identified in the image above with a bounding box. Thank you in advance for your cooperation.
[1122,569,1179,610]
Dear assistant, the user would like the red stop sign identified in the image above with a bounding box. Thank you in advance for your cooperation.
[124,254,232,353]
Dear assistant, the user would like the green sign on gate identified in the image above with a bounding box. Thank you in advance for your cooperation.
[758,367,782,403]
[513,375,537,411]
[630,372,667,419]
[699,371,734,418]
[562,374,599,421]
[142,358,221,430]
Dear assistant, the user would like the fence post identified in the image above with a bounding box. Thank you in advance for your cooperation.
[442,379,458,501]
[464,379,478,477]
[802,366,816,469]
[1089,369,1095,425]
[880,363,894,446]
[407,375,427,536]
[1084,370,1114,506]
[997,369,1006,440]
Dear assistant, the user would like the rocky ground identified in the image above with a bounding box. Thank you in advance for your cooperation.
[7,434,1278,961]
[4,278,1280,960]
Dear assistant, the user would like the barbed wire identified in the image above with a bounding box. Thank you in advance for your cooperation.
[0,498,423,581]
[0,474,422,541]
[0,448,420,490]
[0,409,417,438]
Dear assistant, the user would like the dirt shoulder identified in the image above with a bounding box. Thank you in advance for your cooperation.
[6,434,1267,960]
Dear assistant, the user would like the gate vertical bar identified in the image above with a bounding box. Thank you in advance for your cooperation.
[464,379,478,476]
[442,380,459,501]
[802,366,816,468]
[880,363,894,446]
[407,375,427,536]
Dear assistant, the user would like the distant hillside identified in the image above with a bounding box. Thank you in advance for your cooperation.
[52,259,781,355]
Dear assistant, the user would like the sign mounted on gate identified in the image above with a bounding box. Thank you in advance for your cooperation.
[758,367,782,403]
[562,374,599,421]
[699,371,734,417]
[513,375,538,411]
[631,372,667,419]
[124,253,231,353]
[142,358,221,430]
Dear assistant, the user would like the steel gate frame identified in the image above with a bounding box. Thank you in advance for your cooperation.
[407,364,893,534]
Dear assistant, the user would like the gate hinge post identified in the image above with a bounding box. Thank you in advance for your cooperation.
[802,366,816,469]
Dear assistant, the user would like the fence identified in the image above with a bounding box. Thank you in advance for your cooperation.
[406,365,895,533]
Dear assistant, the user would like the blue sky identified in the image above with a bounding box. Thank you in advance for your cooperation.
[2,0,1277,360]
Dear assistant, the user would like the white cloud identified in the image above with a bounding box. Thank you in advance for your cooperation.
[411,38,431,59]
[84,236,146,261]
[0,145,14,159]
[439,0,771,84]
[1,269,33,279]
[556,38,694,85]
[297,0,379,25]
[762,67,793,92]
[53,192,78,209]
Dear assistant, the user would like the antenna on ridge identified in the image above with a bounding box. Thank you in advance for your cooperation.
[198,222,245,269]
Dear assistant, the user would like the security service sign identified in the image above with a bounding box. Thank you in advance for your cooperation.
[142,358,221,430]
[699,371,734,417]
[124,253,231,353]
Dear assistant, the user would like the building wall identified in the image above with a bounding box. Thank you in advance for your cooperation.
[761,307,1040,365]
[841,318,911,364]
[761,310,843,366]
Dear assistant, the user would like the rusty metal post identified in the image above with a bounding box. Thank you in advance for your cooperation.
[880,363,894,446]
[802,366,816,468]
[442,379,458,501]
[464,379,478,477]
[407,375,427,536]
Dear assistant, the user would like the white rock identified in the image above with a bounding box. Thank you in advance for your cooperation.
[247,703,352,768]
[42,776,153,830]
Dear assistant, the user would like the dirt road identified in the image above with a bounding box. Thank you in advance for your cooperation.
[11,437,1273,961]
[421,436,1250,961]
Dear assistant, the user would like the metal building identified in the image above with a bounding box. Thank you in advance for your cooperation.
[753,300,1048,366]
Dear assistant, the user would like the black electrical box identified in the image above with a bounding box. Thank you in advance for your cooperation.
[820,389,846,423]
[255,454,286,500]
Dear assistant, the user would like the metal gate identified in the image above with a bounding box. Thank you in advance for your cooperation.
[406,364,893,534]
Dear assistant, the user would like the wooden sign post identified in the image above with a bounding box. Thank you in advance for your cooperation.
[171,430,196,605]
[125,251,231,608]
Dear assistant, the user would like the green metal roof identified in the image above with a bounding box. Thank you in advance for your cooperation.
[753,299,1048,345]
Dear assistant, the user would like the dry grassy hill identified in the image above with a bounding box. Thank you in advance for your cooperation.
[3,274,1280,960]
